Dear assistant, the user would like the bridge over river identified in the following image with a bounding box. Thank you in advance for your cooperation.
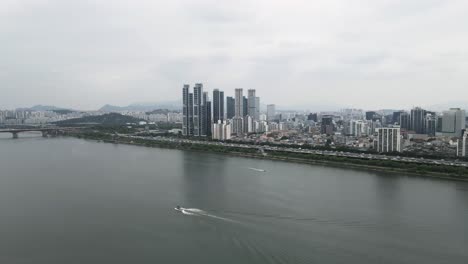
[0,128,77,138]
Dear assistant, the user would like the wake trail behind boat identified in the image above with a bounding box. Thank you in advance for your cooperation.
[208,209,320,222]
[247,167,266,172]
[177,208,238,223]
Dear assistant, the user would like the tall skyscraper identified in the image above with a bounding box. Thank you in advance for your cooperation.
[243,96,248,117]
[226,96,235,119]
[206,100,212,136]
[234,89,243,117]
[213,89,224,123]
[248,89,256,119]
[410,107,426,134]
[376,127,401,153]
[182,85,192,136]
[202,92,211,136]
[233,88,244,135]
[188,93,194,135]
[182,83,208,137]
[193,83,203,136]
[267,104,276,121]
[255,97,260,120]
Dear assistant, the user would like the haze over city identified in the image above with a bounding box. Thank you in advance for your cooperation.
[2,0,468,110]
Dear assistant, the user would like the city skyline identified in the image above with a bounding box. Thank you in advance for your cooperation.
[2,0,468,110]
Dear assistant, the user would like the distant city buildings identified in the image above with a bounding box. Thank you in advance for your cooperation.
[7,82,467,159]
[308,113,318,122]
[180,85,272,139]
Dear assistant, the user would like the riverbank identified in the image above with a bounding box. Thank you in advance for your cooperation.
[67,132,468,181]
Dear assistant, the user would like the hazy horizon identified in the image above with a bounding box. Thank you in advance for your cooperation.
[2,0,468,110]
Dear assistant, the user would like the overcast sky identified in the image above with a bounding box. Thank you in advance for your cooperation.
[1,0,467,110]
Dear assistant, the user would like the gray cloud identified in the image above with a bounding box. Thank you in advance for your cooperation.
[1,0,468,110]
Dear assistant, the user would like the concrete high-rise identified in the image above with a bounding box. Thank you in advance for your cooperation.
[410,107,426,134]
[234,89,243,117]
[212,89,224,123]
[243,96,248,117]
[400,112,410,130]
[267,104,276,122]
[438,108,466,137]
[226,96,235,119]
[255,97,260,120]
[458,130,468,157]
[377,127,401,153]
[243,115,254,134]
[233,88,244,135]
[248,89,256,119]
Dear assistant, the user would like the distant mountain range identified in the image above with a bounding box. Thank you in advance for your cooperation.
[16,105,73,112]
[15,101,468,114]
[99,101,181,112]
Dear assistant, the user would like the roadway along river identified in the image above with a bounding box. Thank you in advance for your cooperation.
[0,135,467,264]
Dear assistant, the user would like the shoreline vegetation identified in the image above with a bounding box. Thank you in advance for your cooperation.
[67,131,468,181]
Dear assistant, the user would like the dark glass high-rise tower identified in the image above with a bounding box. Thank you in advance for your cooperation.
[410,107,426,134]
[213,89,224,123]
[182,84,193,136]
[226,97,235,119]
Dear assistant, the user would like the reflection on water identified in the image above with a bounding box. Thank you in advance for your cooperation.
[182,151,228,208]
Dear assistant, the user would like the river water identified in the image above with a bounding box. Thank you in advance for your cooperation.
[0,135,467,263]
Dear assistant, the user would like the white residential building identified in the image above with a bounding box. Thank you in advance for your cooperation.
[376,127,401,153]
[212,121,232,141]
